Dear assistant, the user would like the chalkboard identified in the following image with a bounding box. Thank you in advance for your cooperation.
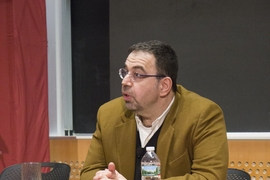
[71,1,110,133]
[71,0,270,133]
[109,0,270,132]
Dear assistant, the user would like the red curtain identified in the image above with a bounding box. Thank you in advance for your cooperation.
[0,0,49,172]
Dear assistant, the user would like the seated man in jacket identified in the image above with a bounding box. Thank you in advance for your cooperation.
[80,40,228,180]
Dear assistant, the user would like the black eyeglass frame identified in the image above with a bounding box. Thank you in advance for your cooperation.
[119,68,166,81]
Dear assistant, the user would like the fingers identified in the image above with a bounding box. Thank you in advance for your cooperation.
[107,162,117,179]
[93,163,115,180]
[93,170,111,180]
[108,162,116,172]
[93,171,104,180]
[93,162,125,180]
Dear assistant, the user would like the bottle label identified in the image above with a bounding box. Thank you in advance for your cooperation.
[141,164,160,176]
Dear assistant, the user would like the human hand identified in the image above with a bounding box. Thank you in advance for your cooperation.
[93,162,127,180]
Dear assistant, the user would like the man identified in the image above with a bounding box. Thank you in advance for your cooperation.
[80,40,228,180]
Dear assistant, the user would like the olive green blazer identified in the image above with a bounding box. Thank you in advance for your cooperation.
[80,85,228,180]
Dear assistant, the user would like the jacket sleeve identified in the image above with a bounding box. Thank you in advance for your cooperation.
[189,102,228,179]
[164,102,229,180]
[80,108,107,180]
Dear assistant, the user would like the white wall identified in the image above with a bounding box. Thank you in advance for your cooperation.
[46,0,73,136]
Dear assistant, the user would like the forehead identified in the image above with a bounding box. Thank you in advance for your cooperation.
[125,51,156,71]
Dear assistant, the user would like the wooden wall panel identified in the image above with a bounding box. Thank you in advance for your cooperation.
[50,138,270,179]
[228,140,270,179]
[77,139,91,163]
[50,137,83,179]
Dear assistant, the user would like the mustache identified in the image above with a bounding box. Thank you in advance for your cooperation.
[122,85,130,93]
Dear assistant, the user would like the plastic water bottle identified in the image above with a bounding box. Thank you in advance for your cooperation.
[141,146,161,180]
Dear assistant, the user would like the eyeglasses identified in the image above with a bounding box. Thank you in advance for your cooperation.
[119,68,166,82]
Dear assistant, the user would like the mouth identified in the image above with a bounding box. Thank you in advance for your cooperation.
[122,92,132,101]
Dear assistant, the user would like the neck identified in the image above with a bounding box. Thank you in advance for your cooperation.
[138,92,174,127]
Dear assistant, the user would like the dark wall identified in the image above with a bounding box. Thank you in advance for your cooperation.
[110,0,270,132]
[71,0,270,133]
[71,1,110,133]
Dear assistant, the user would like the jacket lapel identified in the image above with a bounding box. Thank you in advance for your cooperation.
[157,92,181,177]
[114,111,136,179]
[157,119,175,177]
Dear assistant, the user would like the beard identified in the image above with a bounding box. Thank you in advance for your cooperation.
[124,98,143,112]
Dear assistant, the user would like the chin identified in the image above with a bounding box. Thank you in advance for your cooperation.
[125,103,137,111]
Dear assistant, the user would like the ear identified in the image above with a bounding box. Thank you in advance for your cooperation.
[159,77,173,97]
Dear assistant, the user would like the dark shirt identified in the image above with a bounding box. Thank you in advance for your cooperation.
[134,126,162,180]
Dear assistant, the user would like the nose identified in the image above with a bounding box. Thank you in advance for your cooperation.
[121,74,133,86]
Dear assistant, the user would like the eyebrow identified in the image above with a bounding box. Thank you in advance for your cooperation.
[124,64,146,73]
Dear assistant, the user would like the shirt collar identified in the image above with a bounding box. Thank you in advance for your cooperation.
[135,95,175,128]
